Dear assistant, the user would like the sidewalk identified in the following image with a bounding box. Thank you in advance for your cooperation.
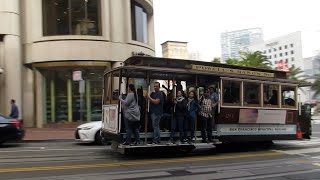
[23,122,81,141]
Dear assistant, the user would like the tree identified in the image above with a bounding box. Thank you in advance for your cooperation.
[287,66,309,82]
[239,51,272,69]
[225,58,240,65]
[311,74,320,98]
[212,57,221,63]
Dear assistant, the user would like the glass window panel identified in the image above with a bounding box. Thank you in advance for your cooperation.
[243,82,261,106]
[43,0,101,36]
[222,80,241,105]
[104,74,111,104]
[263,84,279,107]
[282,86,296,108]
[131,0,148,43]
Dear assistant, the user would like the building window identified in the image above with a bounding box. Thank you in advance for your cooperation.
[291,50,294,54]
[269,55,272,59]
[275,60,278,64]
[274,48,277,52]
[291,57,295,61]
[131,0,148,43]
[286,58,288,62]
[280,53,282,57]
[285,45,288,49]
[43,0,101,36]
[269,49,271,53]
[290,44,294,48]
[274,54,277,58]
[264,50,266,54]
[285,52,288,56]
[279,46,282,50]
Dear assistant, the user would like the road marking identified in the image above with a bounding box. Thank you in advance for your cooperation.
[0,151,284,173]
[275,147,320,155]
[0,147,106,153]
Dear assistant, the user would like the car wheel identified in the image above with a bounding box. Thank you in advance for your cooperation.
[94,131,104,145]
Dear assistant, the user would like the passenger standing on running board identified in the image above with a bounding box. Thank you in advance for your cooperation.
[209,84,219,131]
[186,91,200,143]
[147,82,164,144]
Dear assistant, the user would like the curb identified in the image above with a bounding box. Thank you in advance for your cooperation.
[21,139,75,143]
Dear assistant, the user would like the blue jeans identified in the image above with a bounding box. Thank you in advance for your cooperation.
[186,115,196,139]
[170,115,185,141]
[151,113,162,143]
[125,120,140,143]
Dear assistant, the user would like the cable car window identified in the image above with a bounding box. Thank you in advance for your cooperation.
[222,80,241,106]
[263,84,279,107]
[243,82,261,107]
[282,85,296,108]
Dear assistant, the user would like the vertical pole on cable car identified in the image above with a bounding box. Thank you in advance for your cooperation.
[195,75,199,140]
[298,94,301,115]
[218,79,221,114]
[173,79,177,113]
[145,73,150,144]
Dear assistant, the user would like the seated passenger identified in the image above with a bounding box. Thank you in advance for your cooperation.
[247,94,259,104]
[268,90,278,105]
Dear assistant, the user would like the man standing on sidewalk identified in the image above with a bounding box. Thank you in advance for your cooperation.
[147,82,164,144]
[9,99,19,119]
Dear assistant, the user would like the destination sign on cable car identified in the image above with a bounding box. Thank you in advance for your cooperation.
[191,65,275,78]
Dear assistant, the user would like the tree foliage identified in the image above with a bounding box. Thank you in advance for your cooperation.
[225,58,240,65]
[212,57,221,63]
[311,74,320,98]
[238,51,272,69]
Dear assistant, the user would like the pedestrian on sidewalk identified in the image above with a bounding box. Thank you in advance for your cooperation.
[119,84,141,145]
[9,99,19,119]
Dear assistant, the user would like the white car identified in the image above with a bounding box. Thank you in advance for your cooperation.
[75,121,106,145]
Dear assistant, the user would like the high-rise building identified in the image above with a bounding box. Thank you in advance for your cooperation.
[221,28,263,62]
[161,41,189,59]
[0,0,155,127]
[248,31,320,71]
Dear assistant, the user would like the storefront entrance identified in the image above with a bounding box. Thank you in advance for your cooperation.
[41,67,105,123]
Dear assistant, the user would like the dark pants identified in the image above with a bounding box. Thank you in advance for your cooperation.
[170,115,185,141]
[161,113,172,130]
[125,120,140,143]
[200,115,213,141]
[186,115,196,139]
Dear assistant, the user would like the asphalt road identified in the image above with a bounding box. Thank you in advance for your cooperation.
[1,122,320,180]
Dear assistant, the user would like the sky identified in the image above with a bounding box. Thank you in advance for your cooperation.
[153,0,320,61]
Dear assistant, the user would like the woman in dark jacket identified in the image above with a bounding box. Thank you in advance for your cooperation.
[167,90,187,144]
[186,91,200,142]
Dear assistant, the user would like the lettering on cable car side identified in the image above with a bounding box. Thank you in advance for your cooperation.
[191,65,275,78]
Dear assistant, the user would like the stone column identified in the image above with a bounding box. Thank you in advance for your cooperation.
[0,0,22,119]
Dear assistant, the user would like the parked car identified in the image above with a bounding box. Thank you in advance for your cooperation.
[0,114,24,145]
[75,121,106,145]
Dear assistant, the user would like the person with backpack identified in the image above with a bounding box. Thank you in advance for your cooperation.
[119,84,141,145]
[199,89,214,143]
[186,91,200,143]
[167,90,187,144]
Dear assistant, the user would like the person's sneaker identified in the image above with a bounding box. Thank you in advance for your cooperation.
[201,140,208,143]
[166,140,173,145]
[191,137,196,141]
[122,142,130,145]
[175,140,181,145]
[133,141,141,146]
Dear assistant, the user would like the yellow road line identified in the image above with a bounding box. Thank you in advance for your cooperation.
[0,151,284,173]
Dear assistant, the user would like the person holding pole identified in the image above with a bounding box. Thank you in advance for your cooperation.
[147,81,164,144]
